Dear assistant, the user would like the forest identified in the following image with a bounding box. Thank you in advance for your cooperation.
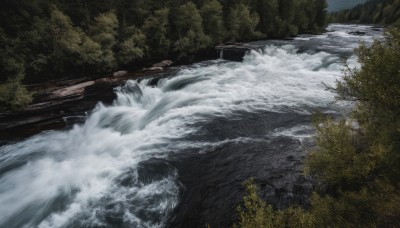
[330,0,400,24]
[0,0,327,111]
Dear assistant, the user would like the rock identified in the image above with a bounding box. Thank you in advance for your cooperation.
[51,81,95,98]
[143,66,163,71]
[54,77,88,87]
[112,70,128,78]
[349,31,366,36]
[215,43,255,61]
[95,77,117,84]
[0,69,170,142]
[153,60,174,67]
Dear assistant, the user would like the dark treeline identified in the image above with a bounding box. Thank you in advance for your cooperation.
[330,0,400,25]
[0,0,327,110]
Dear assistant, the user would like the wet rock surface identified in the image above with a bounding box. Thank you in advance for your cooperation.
[348,31,366,36]
[216,43,261,61]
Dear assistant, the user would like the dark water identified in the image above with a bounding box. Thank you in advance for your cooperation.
[0,24,383,228]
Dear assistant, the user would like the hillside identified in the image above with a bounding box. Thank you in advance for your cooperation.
[327,0,367,12]
[330,0,400,24]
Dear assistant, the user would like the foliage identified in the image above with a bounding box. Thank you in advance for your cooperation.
[0,28,32,110]
[0,75,32,111]
[237,27,400,227]
[236,179,315,228]
[142,8,171,57]
[200,0,226,43]
[173,2,211,60]
[0,0,328,110]
[90,11,118,71]
[0,0,328,73]
[226,4,263,41]
[304,118,381,189]
[0,81,32,111]
[117,26,147,65]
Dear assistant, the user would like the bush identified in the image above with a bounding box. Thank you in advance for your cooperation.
[236,179,315,228]
[0,76,32,111]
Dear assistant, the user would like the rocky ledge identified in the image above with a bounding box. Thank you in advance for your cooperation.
[216,43,261,61]
[0,62,175,143]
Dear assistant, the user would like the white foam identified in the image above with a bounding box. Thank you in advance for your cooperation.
[0,25,377,227]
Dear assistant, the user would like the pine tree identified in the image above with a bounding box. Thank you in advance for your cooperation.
[90,11,118,71]
[142,8,171,57]
[200,0,226,43]
[173,2,211,60]
[117,26,147,65]
[226,4,262,41]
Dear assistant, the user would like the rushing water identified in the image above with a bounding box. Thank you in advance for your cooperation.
[0,24,383,228]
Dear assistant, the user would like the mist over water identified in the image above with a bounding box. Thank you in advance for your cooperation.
[0,24,382,228]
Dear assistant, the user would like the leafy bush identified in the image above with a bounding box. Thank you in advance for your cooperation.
[236,179,315,228]
[0,76,32,111]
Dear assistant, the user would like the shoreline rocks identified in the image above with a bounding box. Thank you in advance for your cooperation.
[215,43,258,61]
[113,70,128,78]
[143,60,174,71]
[143,66,164,71]
[50,81,95,98]
[348,31,366,36]
[0,68,175,142]
[153,60,174,67]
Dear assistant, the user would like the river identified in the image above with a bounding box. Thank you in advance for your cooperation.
[0,24,383,228]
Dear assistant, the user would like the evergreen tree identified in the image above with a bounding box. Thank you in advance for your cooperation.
[314,0,327,30]
[330,0,400,25]
[254,0,279,37]
[226,4,263,41]
[90,11,118,71]
[142,8,171,57]
[173,2,211,60]
[294,1,310,32]
[200,0,226,43]
[0,0,329,110]
[117,26,147,65]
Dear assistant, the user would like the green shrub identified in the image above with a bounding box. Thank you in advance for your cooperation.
[236,179,315,228]
[0,76,32,111]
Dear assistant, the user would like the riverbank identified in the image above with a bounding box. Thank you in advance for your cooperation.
[0,39,299,143]
[0,41,267,143]
[0,67,180,143]
[0,29,333,143]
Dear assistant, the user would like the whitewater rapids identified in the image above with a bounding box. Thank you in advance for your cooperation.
[0,24,382,227]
